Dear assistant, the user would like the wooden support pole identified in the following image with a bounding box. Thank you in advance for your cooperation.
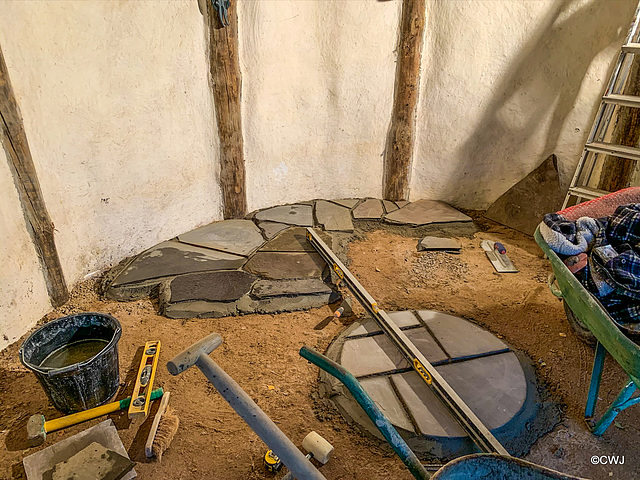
[205,1,247,219]
[0,47,69,307]
[383,0,426,202]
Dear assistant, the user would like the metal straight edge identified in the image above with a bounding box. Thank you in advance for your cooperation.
[305,227,509,456]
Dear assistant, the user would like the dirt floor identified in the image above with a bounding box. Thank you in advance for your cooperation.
[1,216,639,479]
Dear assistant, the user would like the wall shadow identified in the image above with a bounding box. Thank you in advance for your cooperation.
[436,0,637,206]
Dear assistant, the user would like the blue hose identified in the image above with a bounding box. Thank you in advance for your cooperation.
[300,346,430,480]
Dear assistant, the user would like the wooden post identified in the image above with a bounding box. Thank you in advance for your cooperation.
[383,0,426,201]
[205,1,247,219]
[0,47,69,307]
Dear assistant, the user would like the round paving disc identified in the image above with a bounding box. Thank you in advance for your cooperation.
[321,310,545,460]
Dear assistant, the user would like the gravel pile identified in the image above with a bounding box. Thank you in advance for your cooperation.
[411,251,469,285]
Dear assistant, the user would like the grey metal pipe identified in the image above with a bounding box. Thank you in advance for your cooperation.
[282,454,312,480]
[168,333,325,480]
[166,332,223,375]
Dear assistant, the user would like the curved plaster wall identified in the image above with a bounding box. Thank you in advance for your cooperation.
[1,0,636,351]
[0,0,222,289]
[238,0,400,211]
[410,0,638,209]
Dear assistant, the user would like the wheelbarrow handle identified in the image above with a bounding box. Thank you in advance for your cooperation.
[547,273,563,298]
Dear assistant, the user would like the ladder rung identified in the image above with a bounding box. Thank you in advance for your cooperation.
[564,8,640,211]
[568,186,610,200]
[586,142,640,161]
[622,42,640,54]
[603,94,640,108]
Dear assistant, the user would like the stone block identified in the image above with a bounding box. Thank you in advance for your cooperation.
[259,227,331,252]
[257,222,290,239]
[163,300,238,319]
[237,292,338,314]
[168,270,257,303]
[251,278,332,298]
[404,328,448,364]
[110,241,246,287]
[330,199,360,209]
[51,441,135,480]
[359,376,415,433]
[178,219,265,256]
[105,278,166,301]
[436,352,527,429]
[244,252,326,279]
[416,310,508,359]
[23,420,136,480]
[347,310,421,337]
[383,200,399,213]
[340,335,409,377]
[485,154,564,236]
[418,237,461,252]
[391,372,466,437]
[353,199,384,219]
[254,204,314,226]
[315,200,354,232]
[384,200,472,226]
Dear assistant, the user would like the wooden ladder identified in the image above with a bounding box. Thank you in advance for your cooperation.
[563,2,640,209]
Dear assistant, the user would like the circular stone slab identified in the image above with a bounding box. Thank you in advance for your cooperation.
[321,310,547,461]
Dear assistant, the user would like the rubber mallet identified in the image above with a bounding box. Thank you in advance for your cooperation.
[265,431,334,473]
[27,388,164,446]
[281,432,334,480]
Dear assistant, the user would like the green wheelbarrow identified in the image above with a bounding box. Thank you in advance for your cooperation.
[535,212,640,435]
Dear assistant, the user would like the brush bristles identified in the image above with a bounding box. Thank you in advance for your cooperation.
[152,406,179,462]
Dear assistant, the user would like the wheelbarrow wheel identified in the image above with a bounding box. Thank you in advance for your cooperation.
[563,300,597,346]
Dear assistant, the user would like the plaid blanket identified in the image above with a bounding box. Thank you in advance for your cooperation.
[544,204,640,334]
[539,213,601,255]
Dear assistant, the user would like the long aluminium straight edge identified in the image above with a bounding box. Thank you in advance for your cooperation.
[306,227,509,456]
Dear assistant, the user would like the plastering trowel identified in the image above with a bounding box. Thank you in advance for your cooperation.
[481,240,518,273]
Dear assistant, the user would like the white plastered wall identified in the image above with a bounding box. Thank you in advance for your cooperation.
[0,149,51,351]
[2,0,637,350]
[238,0,400,211]
[0,0,222,293]
[410,0,638,209]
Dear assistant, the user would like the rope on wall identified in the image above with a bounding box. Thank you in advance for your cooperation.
[199,0,230,27]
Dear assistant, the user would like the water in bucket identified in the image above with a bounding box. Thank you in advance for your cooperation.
[39,339,109,369]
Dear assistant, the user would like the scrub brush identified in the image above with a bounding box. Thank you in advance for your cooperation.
[145,391,179,461]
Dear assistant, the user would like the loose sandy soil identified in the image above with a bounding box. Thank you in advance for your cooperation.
[1,217,638,479]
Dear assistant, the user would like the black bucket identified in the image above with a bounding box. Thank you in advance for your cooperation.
[19,312,122,414]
